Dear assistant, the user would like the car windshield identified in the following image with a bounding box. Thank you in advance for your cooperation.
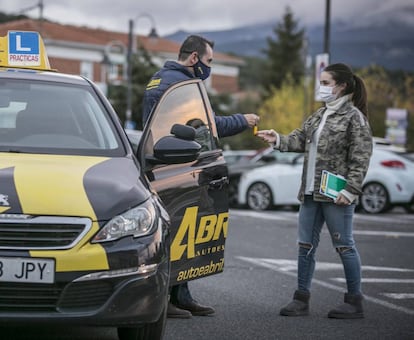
[0,78,124,156]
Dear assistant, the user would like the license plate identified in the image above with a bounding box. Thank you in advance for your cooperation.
[0,257,55,283]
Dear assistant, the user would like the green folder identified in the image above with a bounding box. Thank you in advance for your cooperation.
[319,170,347,199]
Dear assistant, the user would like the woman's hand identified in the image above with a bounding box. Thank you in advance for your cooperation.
[335,193,351,206]
[256,129,277,144]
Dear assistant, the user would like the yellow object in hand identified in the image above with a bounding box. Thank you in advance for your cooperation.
[253,124,258,135]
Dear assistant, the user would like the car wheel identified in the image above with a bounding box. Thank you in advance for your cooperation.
[360,182,390,214]
[246,182,273,210]
[117,303,167,340]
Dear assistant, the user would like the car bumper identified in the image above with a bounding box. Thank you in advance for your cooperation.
[0,257,169,326]
[0,220,170,327]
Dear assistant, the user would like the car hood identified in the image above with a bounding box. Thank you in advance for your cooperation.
[0,153,149,220]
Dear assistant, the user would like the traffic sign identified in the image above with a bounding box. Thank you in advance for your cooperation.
[314,53,329,101]
[8,31,40,67]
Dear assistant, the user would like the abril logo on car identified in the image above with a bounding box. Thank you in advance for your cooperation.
[171,206,228,261]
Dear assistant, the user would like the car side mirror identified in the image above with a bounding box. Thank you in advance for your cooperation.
[148,124,201,164]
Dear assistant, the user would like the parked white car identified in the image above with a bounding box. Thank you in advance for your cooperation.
[237,151,303,210]
[361,148,414,213]
[223,149,256,166]
[237,147,414,213]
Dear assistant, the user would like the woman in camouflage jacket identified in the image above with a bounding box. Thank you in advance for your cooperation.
[257,63,373,320]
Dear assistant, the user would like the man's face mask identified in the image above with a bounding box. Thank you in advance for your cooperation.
[193,58,211,81]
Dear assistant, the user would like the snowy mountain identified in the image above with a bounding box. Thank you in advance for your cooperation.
[165,14,414,71]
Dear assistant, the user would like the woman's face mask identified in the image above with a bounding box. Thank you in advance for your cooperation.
[193,58,211,81]
[317,85,338,103]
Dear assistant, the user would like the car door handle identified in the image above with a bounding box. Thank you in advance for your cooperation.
[208,176,229,189]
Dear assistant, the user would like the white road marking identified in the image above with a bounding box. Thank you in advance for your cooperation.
[236,258,414,273]
[354,213,414,224]
[332,278,414,284]
[230,210,297,222]
[381,293,414,299]
[230,210,414,237]
[353,230,414,237]
[236,256,414,316]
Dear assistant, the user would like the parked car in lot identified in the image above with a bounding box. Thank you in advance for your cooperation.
[361,148,414,213]
[237,151,303,210]
[373,136,406,153]
[223,149,256,166]
[400,152,414,162]
[237,147,414,214]
[228,147,285,206]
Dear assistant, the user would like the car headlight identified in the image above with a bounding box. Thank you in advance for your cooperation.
[92,198,156,243]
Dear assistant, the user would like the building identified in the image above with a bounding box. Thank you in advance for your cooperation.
[0,19,244,95]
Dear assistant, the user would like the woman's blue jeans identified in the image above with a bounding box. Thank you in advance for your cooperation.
[297,195,362,295]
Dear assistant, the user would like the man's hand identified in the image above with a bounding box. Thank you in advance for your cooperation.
[243,113,260,128]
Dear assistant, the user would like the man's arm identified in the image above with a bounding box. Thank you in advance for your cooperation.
[214,113,258,137]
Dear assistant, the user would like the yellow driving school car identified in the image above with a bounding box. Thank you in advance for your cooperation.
[0,31,229,340]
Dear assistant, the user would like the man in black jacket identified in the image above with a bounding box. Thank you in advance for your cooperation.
[143,34,259,318]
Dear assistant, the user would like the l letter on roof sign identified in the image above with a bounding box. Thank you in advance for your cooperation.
[8,31,40,66]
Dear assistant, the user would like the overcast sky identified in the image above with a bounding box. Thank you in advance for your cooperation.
[3,0,413,36]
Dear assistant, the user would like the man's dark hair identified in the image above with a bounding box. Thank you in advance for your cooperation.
[178,35,214,61]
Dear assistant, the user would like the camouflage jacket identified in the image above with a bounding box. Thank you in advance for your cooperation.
[278,100,373,202]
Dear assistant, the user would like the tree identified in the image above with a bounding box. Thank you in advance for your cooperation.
[262,6,305,94]
[108,46,158,129]
[357,65,396,138]
[401,74,414,151]
[351,65,413,150]
[238,56,266,93]
[258,76,308,134]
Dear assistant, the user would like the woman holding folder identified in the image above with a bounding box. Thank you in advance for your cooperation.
[257,63,372,319]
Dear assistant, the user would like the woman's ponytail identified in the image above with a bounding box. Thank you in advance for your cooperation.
[352,74,368,117]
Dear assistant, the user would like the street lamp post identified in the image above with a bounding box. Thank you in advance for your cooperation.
[324,0,331,55]
[125,14,158,130]
[125,19,134,129]
[101,40,127,96]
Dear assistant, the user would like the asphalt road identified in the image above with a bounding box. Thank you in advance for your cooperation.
[164,207,414,340]
[2,208,414,340]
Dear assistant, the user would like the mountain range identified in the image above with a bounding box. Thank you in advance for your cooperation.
[165,15,414,71]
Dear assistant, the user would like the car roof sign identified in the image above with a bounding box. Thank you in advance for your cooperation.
[0,31,54,71]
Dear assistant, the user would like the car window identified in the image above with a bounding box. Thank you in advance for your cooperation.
[0,79,124,156]
[145,82,214,154]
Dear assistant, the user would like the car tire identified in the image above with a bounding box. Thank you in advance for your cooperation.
[360,182,390,214]
[246,182,273,210]
[117,303,167,340]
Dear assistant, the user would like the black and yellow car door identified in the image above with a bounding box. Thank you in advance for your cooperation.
[140,79,229,286]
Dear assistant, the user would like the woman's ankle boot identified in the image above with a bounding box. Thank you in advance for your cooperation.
[280,290,310,316]
[328,293,364,319]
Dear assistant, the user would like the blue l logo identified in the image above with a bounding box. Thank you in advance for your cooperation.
[9,32,39,55]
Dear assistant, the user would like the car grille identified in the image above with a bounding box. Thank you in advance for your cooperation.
[0,282,63,312]
[58,281,113,311]
[0,281,113,312]
[0,216,92,250]
[0,216,113,312]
